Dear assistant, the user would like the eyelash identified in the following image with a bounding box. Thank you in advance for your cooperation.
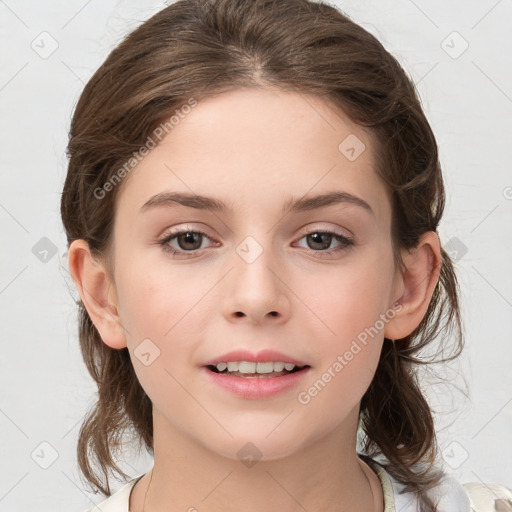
[157,227,354,259]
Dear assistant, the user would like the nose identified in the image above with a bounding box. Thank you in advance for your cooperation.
[222,240,291,325]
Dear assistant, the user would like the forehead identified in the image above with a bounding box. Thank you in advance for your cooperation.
[116,87,391,222]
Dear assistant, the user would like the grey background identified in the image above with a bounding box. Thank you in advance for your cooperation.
[0,0,511,510]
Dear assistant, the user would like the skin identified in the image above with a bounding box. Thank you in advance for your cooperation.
[69,87,441,512]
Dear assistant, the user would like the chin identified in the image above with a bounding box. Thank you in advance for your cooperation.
[198,423,320,465]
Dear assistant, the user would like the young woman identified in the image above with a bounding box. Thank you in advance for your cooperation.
[62,0,512,510]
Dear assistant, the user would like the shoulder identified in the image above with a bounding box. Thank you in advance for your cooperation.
[463,482,512,512]
[79,475,144,512]
[362,456,511,512]
[390,469,472,512]
[419,475,512,512]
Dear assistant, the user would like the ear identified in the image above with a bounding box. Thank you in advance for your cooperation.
[67,239,127,349]
[384,231,442,340]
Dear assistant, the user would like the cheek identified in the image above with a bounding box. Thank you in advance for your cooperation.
[115,265,208,418]
[306,250,394,345]
[116,255,207,342]
[294,248,393,403]
[114,255,221,387]
[295,274,388,429]
[294,343,381,448]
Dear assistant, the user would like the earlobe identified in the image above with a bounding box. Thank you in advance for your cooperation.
[67,239,127,349]
[384,231,442,341]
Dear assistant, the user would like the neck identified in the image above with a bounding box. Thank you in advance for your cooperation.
[131,407,382,512]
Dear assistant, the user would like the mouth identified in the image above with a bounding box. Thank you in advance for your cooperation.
[206,361,310,378]
[202,351,312,398]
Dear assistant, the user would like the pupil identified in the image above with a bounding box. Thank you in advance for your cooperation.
[309,233,331,250]
[180,232,201,250]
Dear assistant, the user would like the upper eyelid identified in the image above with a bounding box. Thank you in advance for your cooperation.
[162,224,350,236]
[162,226,215,240]
[161,226,352,246]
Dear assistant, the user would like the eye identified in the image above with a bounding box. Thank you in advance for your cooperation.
[158,228,217,257]
[295,229,354,258]
[157,227,354,259]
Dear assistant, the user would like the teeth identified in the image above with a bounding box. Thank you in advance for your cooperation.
[238,361,256,373]
[215,361,299,374]
[273,362,285,372]
[256,362,274,373]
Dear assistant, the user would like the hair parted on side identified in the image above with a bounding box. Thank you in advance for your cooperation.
[60,0,463,509]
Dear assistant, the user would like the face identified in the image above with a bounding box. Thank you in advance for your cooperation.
[108,87,402,461]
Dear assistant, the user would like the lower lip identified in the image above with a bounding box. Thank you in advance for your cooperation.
[202,366,311,399]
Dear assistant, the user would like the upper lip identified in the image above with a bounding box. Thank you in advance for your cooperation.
[202,349,309,367]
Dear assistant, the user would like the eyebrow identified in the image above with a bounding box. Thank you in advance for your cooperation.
[140,190,374,216]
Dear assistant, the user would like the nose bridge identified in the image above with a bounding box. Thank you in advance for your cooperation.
[223,232,289,322]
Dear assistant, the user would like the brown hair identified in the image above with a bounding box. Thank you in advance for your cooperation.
[61,0,463,508]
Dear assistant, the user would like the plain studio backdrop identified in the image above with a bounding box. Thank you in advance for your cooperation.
[0,0,511,510]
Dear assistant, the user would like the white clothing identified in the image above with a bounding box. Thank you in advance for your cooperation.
[81,456,512,512]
